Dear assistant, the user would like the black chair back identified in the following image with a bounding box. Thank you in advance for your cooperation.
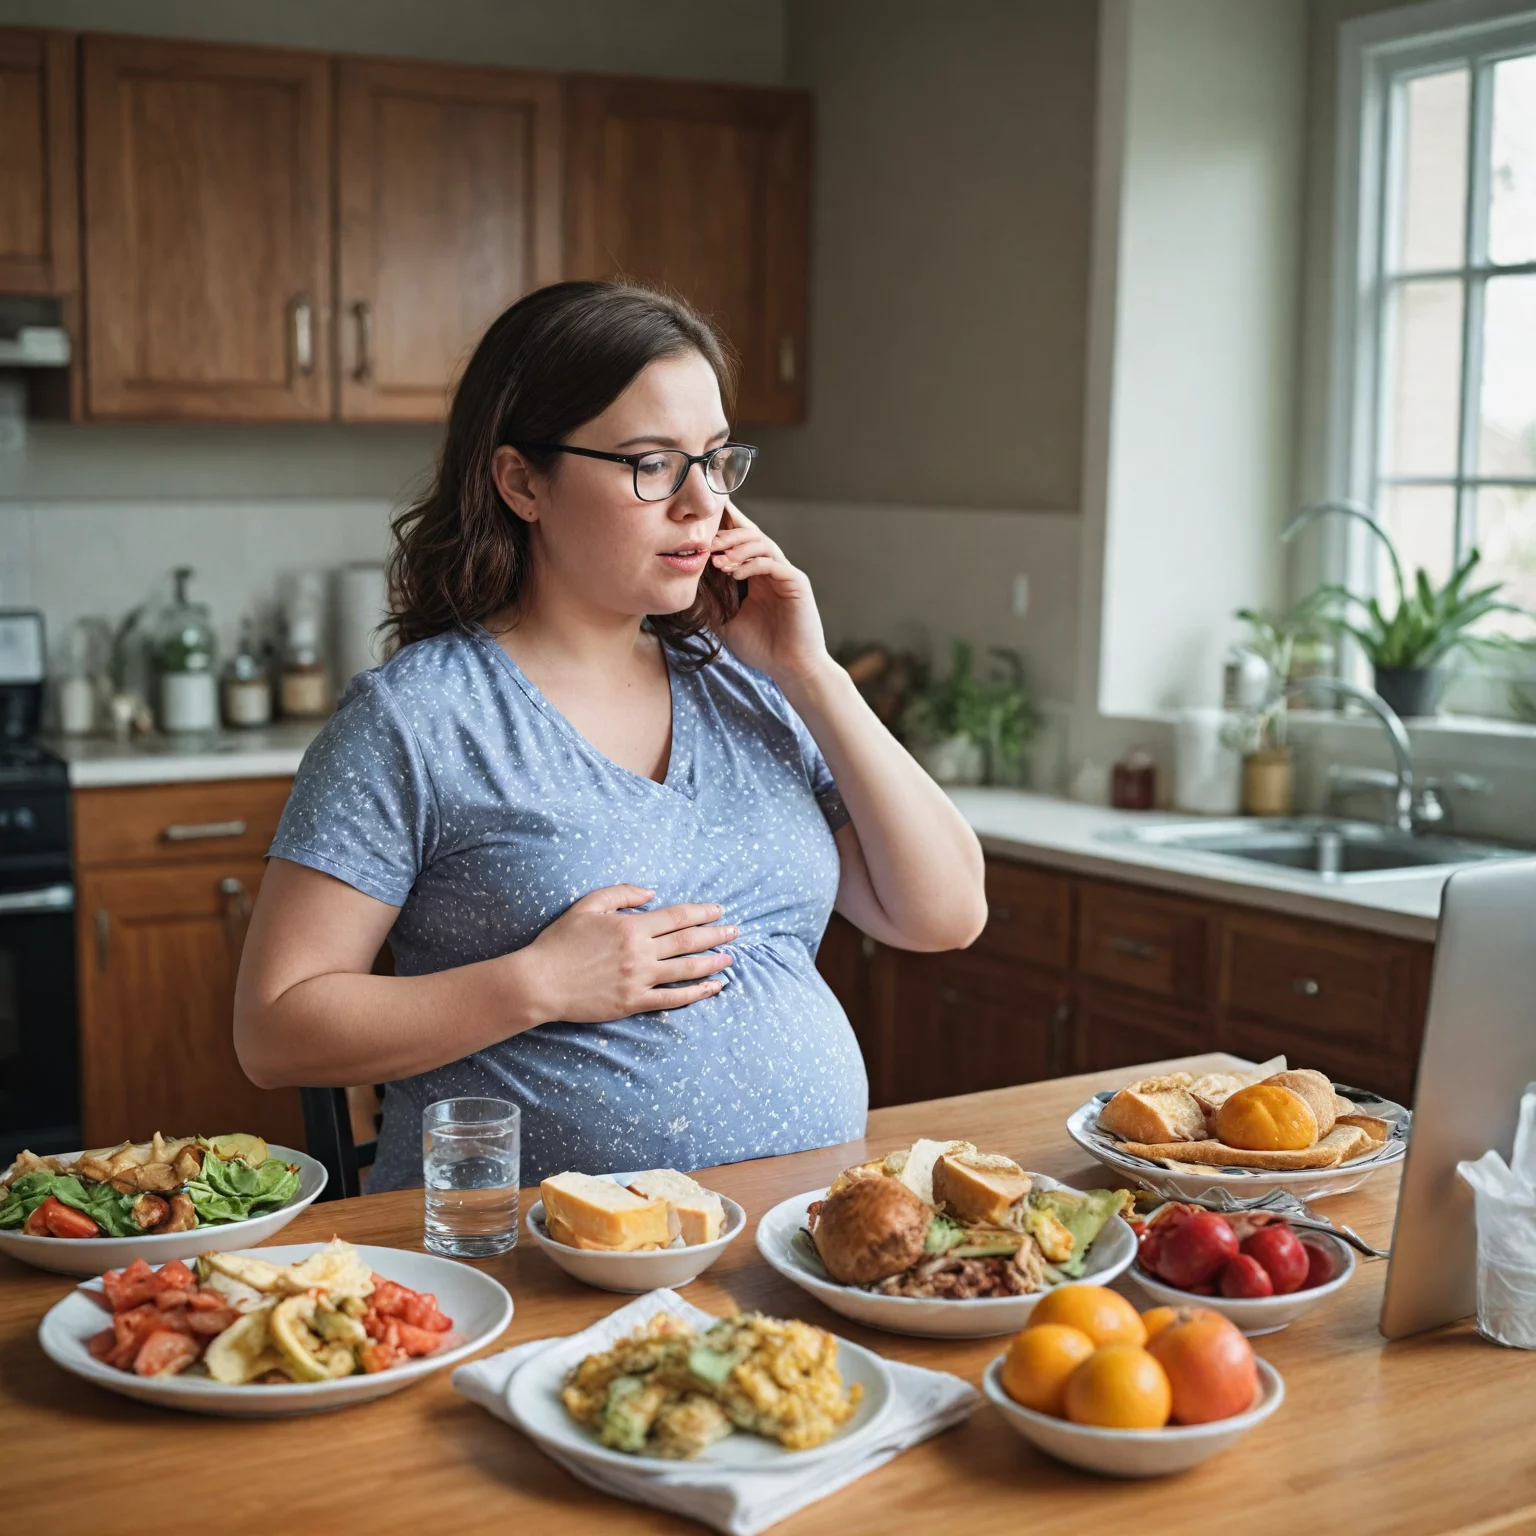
[301,1086,380,1202]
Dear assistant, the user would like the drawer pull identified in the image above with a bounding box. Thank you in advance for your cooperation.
[1109,936,1158,961]
[163,820,247,843]
[1292,977,1322,998]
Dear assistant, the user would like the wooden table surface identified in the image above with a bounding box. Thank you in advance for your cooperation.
[5,1054,1533,1536]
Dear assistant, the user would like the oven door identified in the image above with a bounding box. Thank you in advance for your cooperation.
[0,880,79,1162]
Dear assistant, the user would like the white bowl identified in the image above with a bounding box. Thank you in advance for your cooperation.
[983,1354,1285,1477]
[0,1144,327,1277]
[526,1172,744,1293]
[38,1241,513,1417]
[506,1319,893,1472]
[754,1176,1137,1339]
[1129,1231,1356,1335]
[1066,1094,1408,1203]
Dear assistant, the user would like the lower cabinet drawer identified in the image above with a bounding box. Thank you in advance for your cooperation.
[1077,880,1212,1006]
[973,861,1071,969]
[1219,911,1421,1055]
[1074,981,1213,1075]
[74,778,292,867]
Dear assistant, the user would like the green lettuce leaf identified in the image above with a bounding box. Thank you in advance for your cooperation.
[0,1171,140,1236]
[1031,1187,1134,1278]
[186,1155,300,1225]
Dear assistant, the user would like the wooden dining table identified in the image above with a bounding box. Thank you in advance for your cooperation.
[5,1053,1533,1536]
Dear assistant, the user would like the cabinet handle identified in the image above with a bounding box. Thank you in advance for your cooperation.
[1292,977,1321,997]
[95,909,109,971]
[163,820,246,842]
[859,935,876,962]
[292,294,314,376]
[777,335,796,385]
[1109,935,1158,961]
[351,300,374,384]
[220,876,253,952]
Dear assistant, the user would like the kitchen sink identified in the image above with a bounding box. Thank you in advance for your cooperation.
[1101,817,1527,881]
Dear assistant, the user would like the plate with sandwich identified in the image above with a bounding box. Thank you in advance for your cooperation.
[527,1168,745,1293]
[1068,1058,1409,1201]
[755,1138,1136,1338]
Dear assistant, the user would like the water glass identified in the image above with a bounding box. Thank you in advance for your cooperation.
[422,1097,520,1258]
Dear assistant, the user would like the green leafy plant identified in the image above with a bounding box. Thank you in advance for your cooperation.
[900,639,1040,784]
[1285,501,1534,669]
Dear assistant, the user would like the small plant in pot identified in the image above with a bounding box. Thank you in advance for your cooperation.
[1224,609,1297,816]
[900,639,1040,786]
[1285,501,1536,718]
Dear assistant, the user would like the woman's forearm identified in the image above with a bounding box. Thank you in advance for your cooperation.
[236,948,545,1090]
[780,659,986,949]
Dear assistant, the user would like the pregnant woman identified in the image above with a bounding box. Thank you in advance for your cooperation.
[234,281,986,1189]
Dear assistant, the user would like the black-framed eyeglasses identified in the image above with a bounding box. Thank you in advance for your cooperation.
[516,441,758,502]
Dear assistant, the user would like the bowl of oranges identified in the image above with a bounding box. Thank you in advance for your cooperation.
[982,1285,1284,1477]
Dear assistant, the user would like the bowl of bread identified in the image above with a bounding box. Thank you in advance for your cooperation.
[527,1168,745,1293]
[1067,1057,1408,1201]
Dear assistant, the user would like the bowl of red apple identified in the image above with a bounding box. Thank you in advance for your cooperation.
[1129,1203,1355,1336]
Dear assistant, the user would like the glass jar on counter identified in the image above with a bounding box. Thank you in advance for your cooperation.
[154,567,218,734]
[222,627,273,728]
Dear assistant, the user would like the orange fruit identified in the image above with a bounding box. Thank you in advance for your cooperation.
[1028,1284,1147,1348]
[1147,1315,1257,1425]
[999,1324,1096,1416]
[1062,1344,1172,1429]
[1142,1303,1230,1342]
[1216,1084,1317,1152]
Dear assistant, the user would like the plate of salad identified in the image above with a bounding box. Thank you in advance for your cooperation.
[0,1133,326,1276]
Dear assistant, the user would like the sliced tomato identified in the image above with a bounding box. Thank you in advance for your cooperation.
[186,1287,230,1311]
[22,1205,49,1236]
[368,1279,410,1318]
[394,1321,444,1357]
[154,1287,192,1310]
[40,1197,101,1239]
[133,1330,201,1378]
[87,1328,117,1360]
[152,1259,196,1292]
[103,1258,157,1313]
[357,1340,403,1374]
[184,1306,239,1336]
[400,1290,452,1332]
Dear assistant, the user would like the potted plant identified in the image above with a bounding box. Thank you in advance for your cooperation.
[1284,501,1535,718]
[1225,608,1296,816]
[900,639,1040,787]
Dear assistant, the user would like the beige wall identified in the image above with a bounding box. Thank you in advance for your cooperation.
[0,0,786,82]
[749,0,1099,510]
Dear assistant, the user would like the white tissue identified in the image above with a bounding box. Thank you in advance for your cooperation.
[1457,1082,1536,1348]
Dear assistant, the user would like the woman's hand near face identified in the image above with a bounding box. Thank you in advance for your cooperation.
[516,885,738,1022]
[714,504,834,687]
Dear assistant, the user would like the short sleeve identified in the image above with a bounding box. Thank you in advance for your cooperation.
[776,685,851,835]
[268,673,438,906]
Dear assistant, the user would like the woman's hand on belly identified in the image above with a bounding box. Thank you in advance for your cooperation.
[514,884,738,1024]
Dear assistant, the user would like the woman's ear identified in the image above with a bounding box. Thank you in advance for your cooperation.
[492,446,540,524]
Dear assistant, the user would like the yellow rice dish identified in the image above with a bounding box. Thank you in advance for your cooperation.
[560,1311,862,1458]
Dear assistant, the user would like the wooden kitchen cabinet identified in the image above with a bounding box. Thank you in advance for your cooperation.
[0,28,77,296]
[565,75,811,426]
[336,58,563,421]
[80,35,333,420]
[1074,980,1212,1073]
[73,779,304,1150]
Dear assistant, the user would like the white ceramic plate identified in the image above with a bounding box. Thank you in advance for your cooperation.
[0,1145,327,1277]
[38,1241,513,1417]
[1129,1230,1356,1336]
[755,1175,1137,1339]
[506,1322,892,1472]
[1066,1088,1409,1203]
[526,1171,744,1293]
[983,1354,1284,1477]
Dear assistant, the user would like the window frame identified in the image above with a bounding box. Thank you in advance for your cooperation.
[1327,0,1536,617]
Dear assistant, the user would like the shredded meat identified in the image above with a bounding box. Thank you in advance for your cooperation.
[872,1254,1039,1299]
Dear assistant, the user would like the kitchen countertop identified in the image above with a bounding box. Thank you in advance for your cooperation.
[949,788,1445,943]
[1,1057,1523,1536]
[48,730,1447,941]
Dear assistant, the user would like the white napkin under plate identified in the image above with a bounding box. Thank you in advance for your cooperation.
[452,1288,979,1536]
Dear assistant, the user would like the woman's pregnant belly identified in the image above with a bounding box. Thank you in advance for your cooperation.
[368,937,868,1190]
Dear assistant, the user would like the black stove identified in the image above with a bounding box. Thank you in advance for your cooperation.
[0,611,79,1160]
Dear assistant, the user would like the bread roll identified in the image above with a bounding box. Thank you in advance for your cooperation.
[811,1177,932,1285]
[1263,1069,1337,1137]
[1097,1077,1209,1144]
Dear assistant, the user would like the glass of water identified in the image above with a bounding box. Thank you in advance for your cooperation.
[422,1097,520,1258]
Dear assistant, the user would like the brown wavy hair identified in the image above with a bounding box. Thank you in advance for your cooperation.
[387,280,741,665]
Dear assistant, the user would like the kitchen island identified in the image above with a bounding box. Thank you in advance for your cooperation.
[1,1056,1525,1536]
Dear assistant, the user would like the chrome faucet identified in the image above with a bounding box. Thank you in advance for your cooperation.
[1287,676,1418,834]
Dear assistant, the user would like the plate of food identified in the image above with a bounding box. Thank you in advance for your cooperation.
[755,1138,1137,1338]
[526,1168,745,1292]
[507,1296,891,1471]
[1068,1059,1409,1201]
[39,1238,513,1416]
[0,1133,326,1275]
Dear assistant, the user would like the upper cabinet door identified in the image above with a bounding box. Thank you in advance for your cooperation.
[565,77,811,427]
[337,59,562,422]
[0,29,78,296]
[80,36,332,420]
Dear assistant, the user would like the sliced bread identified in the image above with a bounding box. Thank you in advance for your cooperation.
[1097,1076,1209,1145]
[931,1150,1031,1225]
[625,1168,726,1246]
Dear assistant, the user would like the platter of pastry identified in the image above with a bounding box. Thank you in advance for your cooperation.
[1067,1058,1409,1201]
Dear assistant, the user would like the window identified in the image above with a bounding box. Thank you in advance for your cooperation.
[1340,6,1536,629]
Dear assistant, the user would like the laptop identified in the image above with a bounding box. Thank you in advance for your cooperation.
[1379,856,1536,1340]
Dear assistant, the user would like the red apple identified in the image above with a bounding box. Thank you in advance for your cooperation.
[1241,1223,1310,1295]
[1156,1211,1240,1288]
[1218,1254,1275,1297]
[1299,1239,1336,1290]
